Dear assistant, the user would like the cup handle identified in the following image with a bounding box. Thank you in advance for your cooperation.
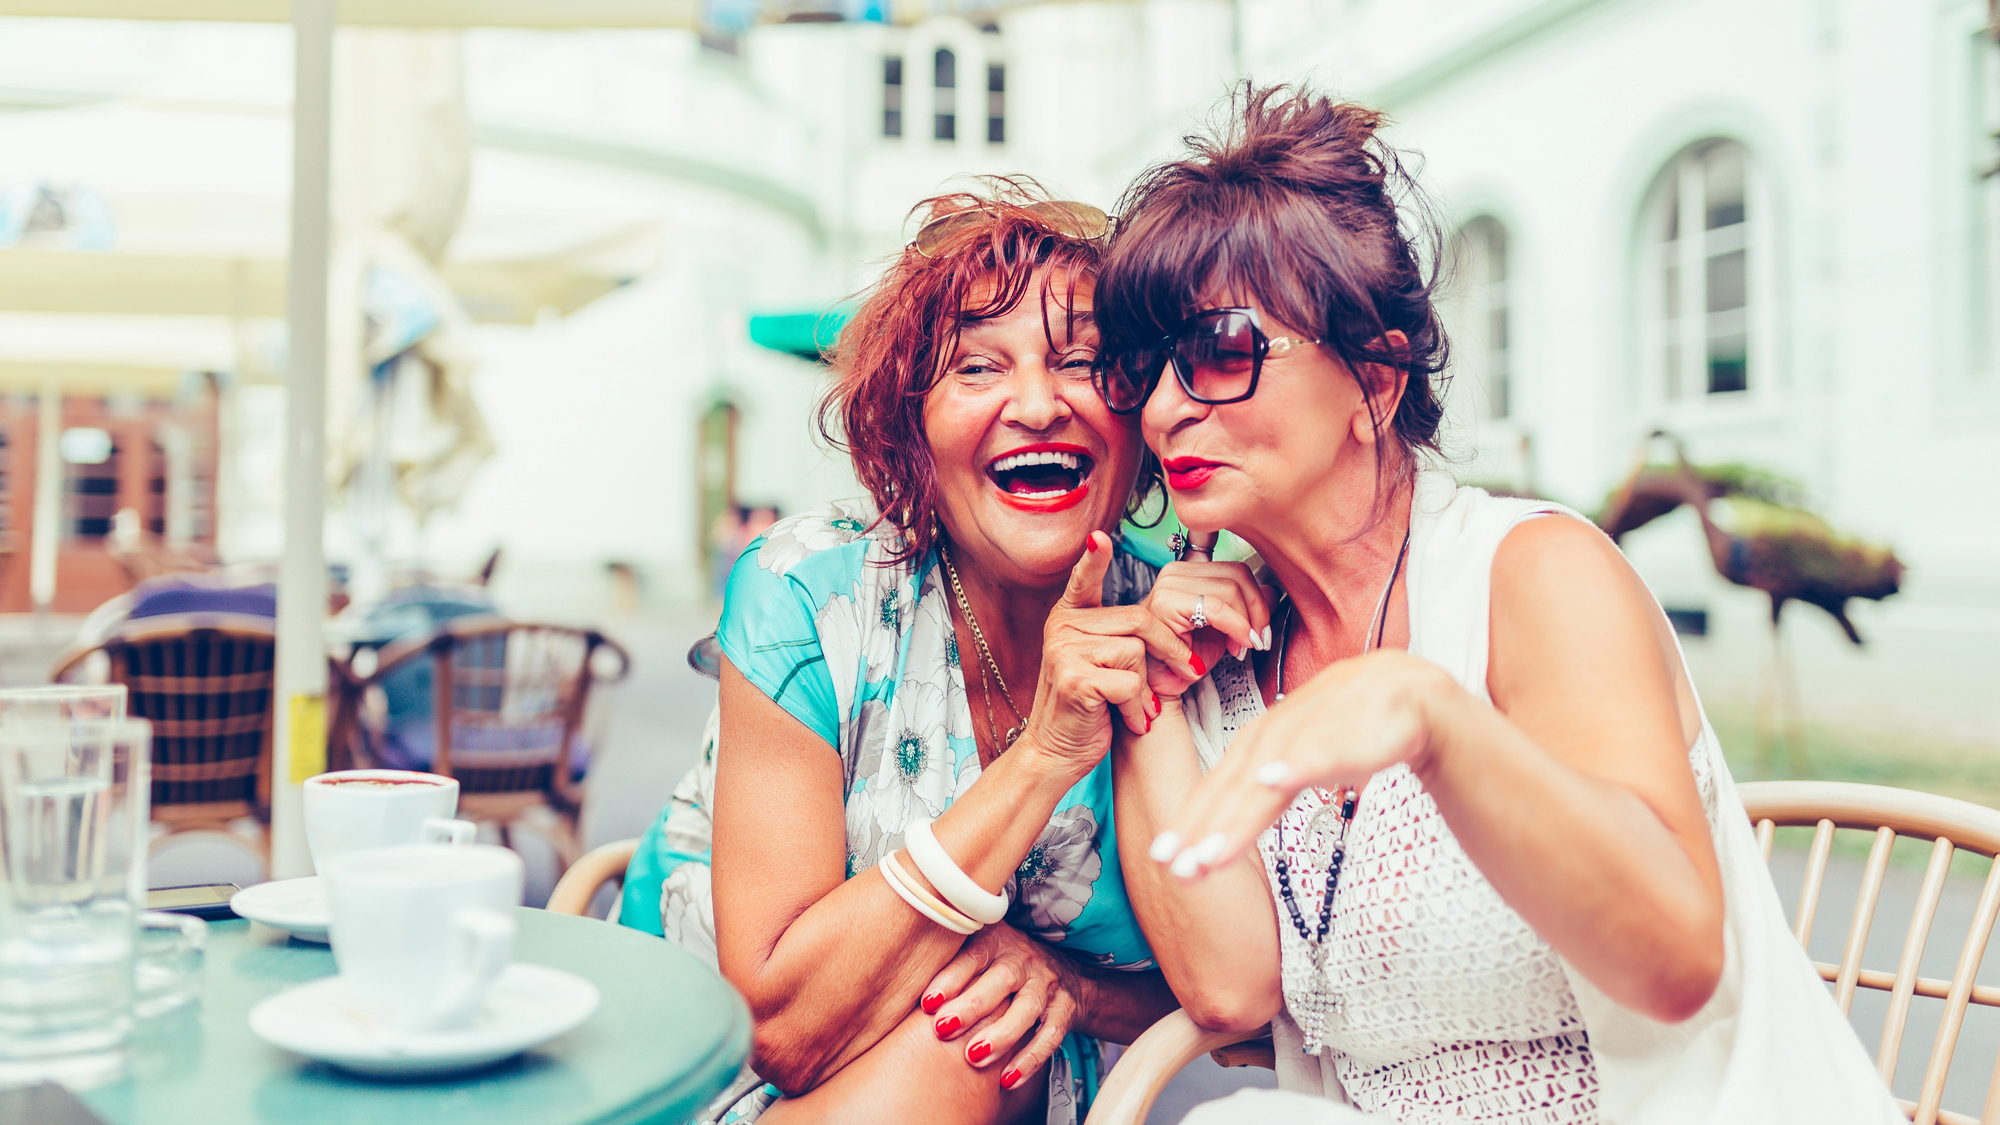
[425,906,515,1032]
[419,817,477,847]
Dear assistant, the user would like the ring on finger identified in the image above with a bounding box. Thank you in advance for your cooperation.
[1190,594,1208,630]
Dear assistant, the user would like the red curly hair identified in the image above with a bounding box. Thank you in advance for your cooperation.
[818,181,1162,566]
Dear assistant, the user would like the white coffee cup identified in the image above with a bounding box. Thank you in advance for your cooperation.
[322,843,524,1034]
[303,769,474,869]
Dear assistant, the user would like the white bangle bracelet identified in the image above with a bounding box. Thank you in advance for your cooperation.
[883,849,982,933]
[878,854,979,935]
[903,819,1010,925]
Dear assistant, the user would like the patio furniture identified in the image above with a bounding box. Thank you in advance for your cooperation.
[76,909,751,1125]
[341,618,631,873]
[51,612,280,869]
[1086,780,2000,1125]
[546,837,640,920]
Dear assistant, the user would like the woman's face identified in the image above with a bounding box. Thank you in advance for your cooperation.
[924,270,1143,587]
[1140,299,1401,541]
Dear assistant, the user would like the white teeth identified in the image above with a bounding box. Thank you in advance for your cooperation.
[1014,488,1068,500]
[991,450,1083,473]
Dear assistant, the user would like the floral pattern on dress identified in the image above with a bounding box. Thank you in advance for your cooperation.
[621,500,1168,1125]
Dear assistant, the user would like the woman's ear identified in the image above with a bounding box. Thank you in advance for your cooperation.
[1350,330,1412,446]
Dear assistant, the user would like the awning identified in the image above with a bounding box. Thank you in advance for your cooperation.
[747,307,851,362]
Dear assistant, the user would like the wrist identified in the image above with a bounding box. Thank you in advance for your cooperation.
[1404,664,1463,786]
[1001,733,1094,793]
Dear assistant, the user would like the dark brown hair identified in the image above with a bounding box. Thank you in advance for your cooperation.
[1097,84,1449,474]
[819,179,1163,565]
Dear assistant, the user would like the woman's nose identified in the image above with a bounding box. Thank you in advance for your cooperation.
[1003,361,1070,430]
[1143,359,1208,433]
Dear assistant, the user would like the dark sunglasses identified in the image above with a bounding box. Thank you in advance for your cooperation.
[911,200,1112,258]
[1095,307,1320,414]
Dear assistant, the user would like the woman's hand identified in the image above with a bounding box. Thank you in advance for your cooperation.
[1140,560,1273,698]
[1152,648,1457,879]
[1021,532,1189,772]
[919,924,1091,1092]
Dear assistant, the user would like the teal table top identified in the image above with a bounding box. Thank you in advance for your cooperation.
[80,909,751,1125]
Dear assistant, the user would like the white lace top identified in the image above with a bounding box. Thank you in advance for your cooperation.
[1212,654,1603,1124]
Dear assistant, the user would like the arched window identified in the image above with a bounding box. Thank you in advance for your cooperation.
[1641,140,1756,401]
[933,48,956,141]
[1446,216,1510,420]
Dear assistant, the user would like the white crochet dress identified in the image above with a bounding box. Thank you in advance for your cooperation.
[1178,472,1903,1125]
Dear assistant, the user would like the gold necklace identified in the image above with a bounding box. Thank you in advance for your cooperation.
[939,542,1025,750]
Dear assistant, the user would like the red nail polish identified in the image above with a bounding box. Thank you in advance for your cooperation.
[922,992,945,1014]
[1189,653,1206,676]
[968,1040,991,1064]
[1084,535,1099,553]
[1152,691,1160,712]
[1145,714,1152,733]
[1001,1067,1022,1088]
[935,1014,960,1038]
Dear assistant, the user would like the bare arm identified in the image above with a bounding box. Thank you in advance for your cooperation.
[1112,701,1282,1033]
[711,659,1085,1092]
[1155,517,1724,1023]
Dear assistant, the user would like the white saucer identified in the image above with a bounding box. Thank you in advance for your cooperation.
[231,876,331,943]
[249,963,600,1078]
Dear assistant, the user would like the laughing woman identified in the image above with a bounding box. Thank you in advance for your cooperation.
[617,187,1182,1125]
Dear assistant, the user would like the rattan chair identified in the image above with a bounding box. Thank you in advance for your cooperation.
[545,837,640,920]
[1087,780,2000,1125]
[345,618,630,873]
[51,612,279,868]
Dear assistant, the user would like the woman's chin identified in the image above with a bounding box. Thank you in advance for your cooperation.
[976,487,1113,576]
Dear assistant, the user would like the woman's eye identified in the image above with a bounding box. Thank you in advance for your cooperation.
[1058,353,1098,373]
[954,361,1004,380]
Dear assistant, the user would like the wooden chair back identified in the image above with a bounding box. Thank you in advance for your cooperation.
[53,612,277,828]
[1742,780,2000,1125]
[545,837,640,921]
[355,618,630,868]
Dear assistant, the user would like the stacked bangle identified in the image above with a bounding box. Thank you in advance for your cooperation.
[879,851,980,934]
[904,819,1010,925]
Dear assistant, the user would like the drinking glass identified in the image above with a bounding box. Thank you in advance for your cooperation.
[0,686,134,1086]
[133,913,204,1019]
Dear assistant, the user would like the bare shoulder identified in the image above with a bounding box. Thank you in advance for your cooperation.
[1487,512,1702,757]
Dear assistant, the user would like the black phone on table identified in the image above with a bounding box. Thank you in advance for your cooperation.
[146,883,240,920]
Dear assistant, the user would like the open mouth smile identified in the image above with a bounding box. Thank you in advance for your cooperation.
[986,443,1096,512]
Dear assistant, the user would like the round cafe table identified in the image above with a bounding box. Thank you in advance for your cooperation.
[79,908,751,1125]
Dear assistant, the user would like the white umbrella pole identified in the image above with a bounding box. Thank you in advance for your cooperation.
[28,371,59,616]
[271,0,336,880]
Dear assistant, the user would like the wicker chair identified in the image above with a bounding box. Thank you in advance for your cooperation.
[52,612,279,868]
[1087,780,2000,1125]
[545,837,640,921]
[344,618,630,873]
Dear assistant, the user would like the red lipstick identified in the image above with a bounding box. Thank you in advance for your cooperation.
[1162,457,1223,491]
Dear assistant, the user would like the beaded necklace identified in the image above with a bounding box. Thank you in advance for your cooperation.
[1270,524,1410,945]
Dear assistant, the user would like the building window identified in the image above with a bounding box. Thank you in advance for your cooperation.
[1447,216,1510,420]
[986,64,1005,144]
[933,48,956,141]
[1643,139,1756,400]
[883,56,903,138]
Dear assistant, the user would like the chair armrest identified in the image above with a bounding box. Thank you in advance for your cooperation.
[545,838,641,917]
[1085,1011,1274,1125]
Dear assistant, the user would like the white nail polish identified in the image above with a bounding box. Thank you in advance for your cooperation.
[1149,831,1182,863]
[1193,832,1227,864]
[1255,761,1290,787]
[1170,850,1201,879]
[1260,625,1273,650]
[1229,642,1246,662]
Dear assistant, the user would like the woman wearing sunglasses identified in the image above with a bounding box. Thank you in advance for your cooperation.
[616,185,1193,1125]
[1083,87,1901,1122]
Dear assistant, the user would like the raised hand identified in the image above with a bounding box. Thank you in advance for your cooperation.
[1140,559,1273,698]
[1151,648,1453,880]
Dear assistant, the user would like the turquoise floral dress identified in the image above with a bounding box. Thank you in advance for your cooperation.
[621,499,1168,1124]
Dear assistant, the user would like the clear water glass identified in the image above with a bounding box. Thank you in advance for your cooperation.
[133,912,204,1019]
[0,686,134,1087]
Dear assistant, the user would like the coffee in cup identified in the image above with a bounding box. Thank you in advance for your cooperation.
[322,844,523,1033]
[303,770,473,869]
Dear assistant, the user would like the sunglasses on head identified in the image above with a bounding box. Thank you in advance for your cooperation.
[1095,307,1321,415]
[911,200,1113,258]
